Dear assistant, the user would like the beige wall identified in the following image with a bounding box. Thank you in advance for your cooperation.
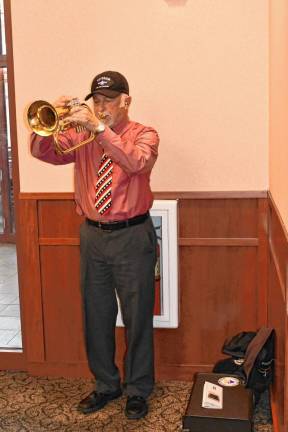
[12,0,268,192]
[269,0,288,229]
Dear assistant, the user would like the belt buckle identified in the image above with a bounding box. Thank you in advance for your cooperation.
[103,220,122,230]
[100,221,115,232]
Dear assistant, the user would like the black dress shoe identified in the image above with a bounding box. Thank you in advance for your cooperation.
[125,396,148,419]
[78,389,122,414]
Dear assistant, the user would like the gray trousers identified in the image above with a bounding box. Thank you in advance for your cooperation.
[80,216,157,398]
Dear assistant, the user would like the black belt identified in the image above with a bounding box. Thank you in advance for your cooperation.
[86,212,149,231]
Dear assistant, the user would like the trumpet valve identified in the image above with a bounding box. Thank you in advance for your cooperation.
[66,98,80,108]
[97,112,106,120]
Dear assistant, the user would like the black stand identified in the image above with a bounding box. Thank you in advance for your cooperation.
[182,373,253,432]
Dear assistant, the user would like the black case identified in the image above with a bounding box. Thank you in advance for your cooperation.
[182,373,253,432]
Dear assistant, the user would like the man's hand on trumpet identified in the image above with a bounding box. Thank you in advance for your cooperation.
[53,95,75,108]
[53,96,100,132]
[64,104,102,133]
[53,91,130,133]
[53,96,102,133]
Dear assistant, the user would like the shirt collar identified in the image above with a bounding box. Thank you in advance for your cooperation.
[112,116,130,134]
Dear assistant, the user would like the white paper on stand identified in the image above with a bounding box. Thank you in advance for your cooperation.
[202,381,223,409]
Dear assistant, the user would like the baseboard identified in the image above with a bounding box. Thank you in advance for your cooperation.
[0,351,26,370]
[271,392,281,432]
[27,361,93,378]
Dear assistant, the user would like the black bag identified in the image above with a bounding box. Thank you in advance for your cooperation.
[213,357,246,381]
[243,327,275,394]
[222,331,256,357]
[213,327,275,395]
[213,330,256,382]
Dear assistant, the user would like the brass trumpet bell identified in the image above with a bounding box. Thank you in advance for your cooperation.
[27,99,95,154]
[27,100,69,137]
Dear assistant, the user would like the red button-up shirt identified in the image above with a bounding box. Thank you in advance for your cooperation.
[30,118,159,221]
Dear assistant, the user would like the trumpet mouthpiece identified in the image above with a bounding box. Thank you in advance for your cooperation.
[97,112,106,120]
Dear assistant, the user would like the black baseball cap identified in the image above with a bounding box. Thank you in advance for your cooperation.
[85,71,129,100]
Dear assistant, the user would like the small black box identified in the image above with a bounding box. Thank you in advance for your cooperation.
[182,373,253,432]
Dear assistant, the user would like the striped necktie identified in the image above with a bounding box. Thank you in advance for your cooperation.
[95,153,113,215]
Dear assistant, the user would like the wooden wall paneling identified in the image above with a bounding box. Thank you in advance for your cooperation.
[178,199,258,239]
[17,199,44,363]
[285,313,288,431]
[154,246,259,381]
[38,200,84,239]
[176,246,257,358]
[39,245,87,365]
[268,259,286,431]
[256,198,269,326]
[12,195,270,386]
[153,198,261,381]
[268,194,288,432]
[269,199,287,300]
[115,327,127,381]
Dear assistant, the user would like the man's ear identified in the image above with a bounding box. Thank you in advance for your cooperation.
[122,95,132,109]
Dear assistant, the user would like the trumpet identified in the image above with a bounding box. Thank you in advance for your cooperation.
[27,98,95,154]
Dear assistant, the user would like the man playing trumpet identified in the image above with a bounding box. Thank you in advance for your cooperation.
[30,71,159,419]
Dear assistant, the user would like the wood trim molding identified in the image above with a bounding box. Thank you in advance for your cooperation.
[4,0,20,204]
[39,237,259,247]
[268,191,288,244]
[27,361,214,380]
[28,361,92,378]
[17,200,45,362]
[269,241,286,301]
[19,191,268,200]
[0,352,26,369]
[256,198,269,325]
[39,237,80,246]
[19,193,76,200]
[0,0,26,370]
[154,191,268,199]
[179,238,259,246]
[268,192,288,432]
[271,395,281,432]
[268,192,288,302]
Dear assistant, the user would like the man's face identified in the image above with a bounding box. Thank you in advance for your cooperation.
[93,93,129,128]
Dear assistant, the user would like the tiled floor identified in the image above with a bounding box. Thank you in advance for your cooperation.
[0,243,22,350]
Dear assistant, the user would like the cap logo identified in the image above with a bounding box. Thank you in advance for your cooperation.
[96,76,113,89]
[85,71,129,100]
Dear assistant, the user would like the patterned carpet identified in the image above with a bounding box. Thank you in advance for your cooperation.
[0,371,273,431]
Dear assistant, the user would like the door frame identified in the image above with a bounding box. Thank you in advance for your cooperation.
[0,0,26,368]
